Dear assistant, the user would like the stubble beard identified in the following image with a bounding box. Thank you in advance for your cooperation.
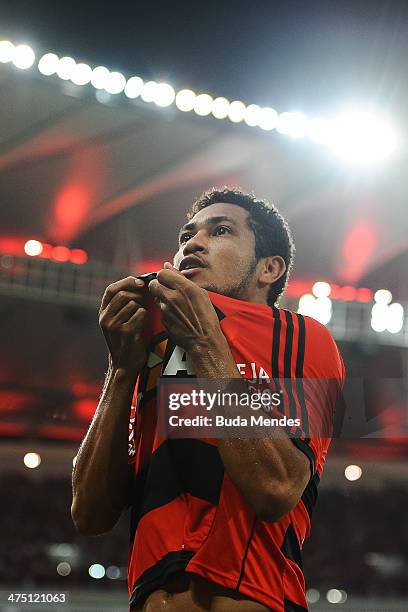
[200,256,258,303]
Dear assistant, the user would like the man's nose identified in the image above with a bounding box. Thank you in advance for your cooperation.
[183,231,208,255]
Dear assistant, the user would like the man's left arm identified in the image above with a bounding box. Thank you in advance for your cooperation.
[149,265,310,523]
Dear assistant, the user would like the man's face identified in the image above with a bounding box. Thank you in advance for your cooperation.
[173,202,259,301]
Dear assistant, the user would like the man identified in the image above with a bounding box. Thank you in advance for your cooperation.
[72,187,345,611]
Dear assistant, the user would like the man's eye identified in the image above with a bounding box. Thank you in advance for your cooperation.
[214,226,231,236]
[180,233,193,244]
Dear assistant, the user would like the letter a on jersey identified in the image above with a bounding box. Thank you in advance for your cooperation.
[162,345,196,376]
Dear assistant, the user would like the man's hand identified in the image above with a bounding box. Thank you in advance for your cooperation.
[148,263,223,352]
[99,276,148,375]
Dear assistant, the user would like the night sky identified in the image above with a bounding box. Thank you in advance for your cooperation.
[1,0,408,116]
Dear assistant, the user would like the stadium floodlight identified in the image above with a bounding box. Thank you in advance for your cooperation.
[328,111,397,164]
[175,89,196,112]
[306,589,320,604]
[194,93,213,116]
[374,289,392,304]
[307,117,332,144]
[298,293,332,325]
[104,71,126,95]
[211,97,230,120]
[13,44,35,70]
[91,66,110,90]
[140,80,157,103]
[344,464,362,481]
[228,100,246,123]
[326,589,347,604]
[124,76,144,99]
[57,562,71,577]
[276,112,308,138]
[88,564,105,579]
[38,53,59,76]
[371,303,388,332]
[56,56,76,81]
[71,62,92,86]
[154,82,176,107]
[106,566,121,579]
[24,452,41,469]
[386,303,404,334]
[258,107,278,131]
[24,239,43,257]
[0,40,15,63]
[244,104,261,127]
[312,281,331,298]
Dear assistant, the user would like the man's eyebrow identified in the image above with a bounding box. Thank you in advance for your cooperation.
[178,215,238,237]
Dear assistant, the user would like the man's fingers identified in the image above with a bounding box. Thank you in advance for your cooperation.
[109,300,139,326]
[102,289,146,318]
[155,268,191,290]
[148,278,174,300]
[101,276,145,310]
[122,307,147,333]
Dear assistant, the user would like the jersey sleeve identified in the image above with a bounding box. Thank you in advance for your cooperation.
[280,313,345,476]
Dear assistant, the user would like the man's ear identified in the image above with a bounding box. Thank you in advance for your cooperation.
[258,256,286,287]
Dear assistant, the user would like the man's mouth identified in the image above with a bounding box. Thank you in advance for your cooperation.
[179,256,207,275]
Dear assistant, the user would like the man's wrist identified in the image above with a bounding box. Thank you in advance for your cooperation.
[187,333,239,378]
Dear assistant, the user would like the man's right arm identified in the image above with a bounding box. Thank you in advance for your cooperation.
[71,276,148,535]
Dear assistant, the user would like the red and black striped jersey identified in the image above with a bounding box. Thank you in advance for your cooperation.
[127,290,345,612]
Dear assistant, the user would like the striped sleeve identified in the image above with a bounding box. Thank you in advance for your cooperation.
[271,308,345,476]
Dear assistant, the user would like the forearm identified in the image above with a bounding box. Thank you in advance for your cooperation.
[71,365,138,534]
[188,337,306,520]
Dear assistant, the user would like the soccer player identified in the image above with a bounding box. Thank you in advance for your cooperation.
[72,188,345,611]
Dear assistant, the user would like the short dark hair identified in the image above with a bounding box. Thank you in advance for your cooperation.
[188,186,295,306]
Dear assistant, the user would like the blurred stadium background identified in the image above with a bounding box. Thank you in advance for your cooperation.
[0,2,407,610]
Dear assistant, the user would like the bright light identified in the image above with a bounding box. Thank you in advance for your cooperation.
[175,89,196,112]
[124,76,144,99]
[312,281,331,298]
[328,111,397,164]
[371,303,388,332]
[106,565,121,579]
[326,589,347,604]
[228,100,246,123]
[70,249,88,265]
[307,117,332,144]
[52,246,70,262]
[154,82,175,107]
[306,589,320,604]
[298,294,332,325]
[0,40,15,63]
[244,104,261,127]
[71,62,92,86]
[344,464,362,481]
[258,107,278,131]
[194,93,213,116]
[374,289,392,304]
[277,112,308,138]
[387,303,404,334]
[91,66,110,90]
[13,44,35,70]
[72,455,77,468]
[140,80,157,103]
[371,295,403,334]
[104,71,126,95]
[89,564,105,579]
[38,53,59,76]
[56,56,76,81]
[24,452,41,469]
[211,97,230,120]
[57,562,71,576]
[24,239,43,257]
